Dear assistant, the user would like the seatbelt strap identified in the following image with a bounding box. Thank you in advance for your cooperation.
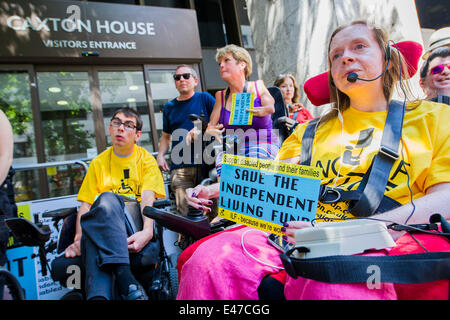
[299,117,320,166]
[280,250,450,284]
[350,100,404,216]
[431,95,450,105]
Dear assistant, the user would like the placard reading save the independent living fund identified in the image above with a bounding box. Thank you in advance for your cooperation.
[219,154,322,235]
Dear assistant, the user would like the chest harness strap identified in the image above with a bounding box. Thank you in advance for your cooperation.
[300,100,405,216]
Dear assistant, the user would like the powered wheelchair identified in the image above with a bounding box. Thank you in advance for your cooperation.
[5,196,179,300]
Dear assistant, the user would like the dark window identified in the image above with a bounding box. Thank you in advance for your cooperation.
[194,0,227,47]
[143,0,189,8]
[88,0,140,5]
[235,0,253,48]
[414,0,449,29]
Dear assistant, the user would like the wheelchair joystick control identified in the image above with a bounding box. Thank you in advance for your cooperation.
[187,206,204,221]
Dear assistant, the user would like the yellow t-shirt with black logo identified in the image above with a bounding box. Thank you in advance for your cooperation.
[277,100,450,221]
[77,145,166,205]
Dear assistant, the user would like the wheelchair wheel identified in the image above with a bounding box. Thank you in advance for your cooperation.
[167,253,179,300]
[0,269,25,300]
[59,289,84,300]
[153,253,179,300]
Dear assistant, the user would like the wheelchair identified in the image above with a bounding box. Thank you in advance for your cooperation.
[5,197,179,300]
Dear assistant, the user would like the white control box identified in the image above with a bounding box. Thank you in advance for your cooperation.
[293,219,396,259]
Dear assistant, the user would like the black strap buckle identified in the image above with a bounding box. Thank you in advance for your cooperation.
[320,187,341,204]
[387,223,439,232]
[280,247,311,279]
[379,146,399,161]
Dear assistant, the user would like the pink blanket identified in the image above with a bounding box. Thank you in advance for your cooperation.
[177,226,283,300]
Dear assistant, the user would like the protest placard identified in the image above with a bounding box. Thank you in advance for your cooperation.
[229,92,254,126]
[218,154,322,235]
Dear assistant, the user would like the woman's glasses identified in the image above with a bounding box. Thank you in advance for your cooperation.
[173,73,193,81]
[430,63,450,75]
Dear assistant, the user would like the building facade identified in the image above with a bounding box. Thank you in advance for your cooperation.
[0,0,255,201]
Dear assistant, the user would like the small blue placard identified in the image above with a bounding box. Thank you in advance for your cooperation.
[229,92,254,126]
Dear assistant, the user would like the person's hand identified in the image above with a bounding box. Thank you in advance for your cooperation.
[186,127,202,146]
[205,124,225,144]
[127,229,153,253]
[157,154,170,172]
[246,106,270,117]
[186,185,213,213]
[65,234,82,258]
[281,220,314,243]
[290,103,305,113]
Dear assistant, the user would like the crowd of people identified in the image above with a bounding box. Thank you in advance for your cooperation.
[1,21,449,301]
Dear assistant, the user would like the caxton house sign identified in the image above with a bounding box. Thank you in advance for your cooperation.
[0,0,202,60]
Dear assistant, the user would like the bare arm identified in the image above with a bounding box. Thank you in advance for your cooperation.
[247,80,275,117]
[157,132,171,172]
[376,182,450,239]
[127,190,155,253]
[65,201,91,258]
[208,90,223,127]
[0,110,13,184]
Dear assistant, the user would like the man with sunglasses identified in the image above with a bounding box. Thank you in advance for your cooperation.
[64,107,166,300]
[157,65,215,216]
[420,46,450,105]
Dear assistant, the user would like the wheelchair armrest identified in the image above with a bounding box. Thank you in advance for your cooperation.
[5,217,51,247]
[143,206,211,240]
[277,116,296,127]
[210,218,236,234]
[42,207,78,220]
[153,199,172,209]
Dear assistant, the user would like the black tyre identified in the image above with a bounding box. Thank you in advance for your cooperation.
[167,253,179,300]
[0,269,25,300]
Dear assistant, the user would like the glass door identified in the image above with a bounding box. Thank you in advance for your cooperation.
[144,67,180,145]
[36,70,95,197]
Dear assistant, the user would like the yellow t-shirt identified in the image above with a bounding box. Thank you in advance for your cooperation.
[277,100,450,221]
[77,145,166,204]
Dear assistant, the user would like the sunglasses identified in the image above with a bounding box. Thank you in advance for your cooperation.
[173,73,194,81]
[430,63,450,75]
[110,118,137,131]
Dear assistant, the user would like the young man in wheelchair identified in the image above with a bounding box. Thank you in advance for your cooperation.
[63,107,166,300]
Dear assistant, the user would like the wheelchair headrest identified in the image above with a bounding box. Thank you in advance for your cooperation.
[5,217,51,247]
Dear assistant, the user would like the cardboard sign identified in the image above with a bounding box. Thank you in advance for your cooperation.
[229,92,254,126]
[219,154,322,235]
[6,197,79,300]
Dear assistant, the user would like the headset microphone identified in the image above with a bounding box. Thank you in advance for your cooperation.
[346,72,359,83]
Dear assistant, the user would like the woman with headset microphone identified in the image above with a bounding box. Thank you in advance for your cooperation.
[176,20,450,300]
